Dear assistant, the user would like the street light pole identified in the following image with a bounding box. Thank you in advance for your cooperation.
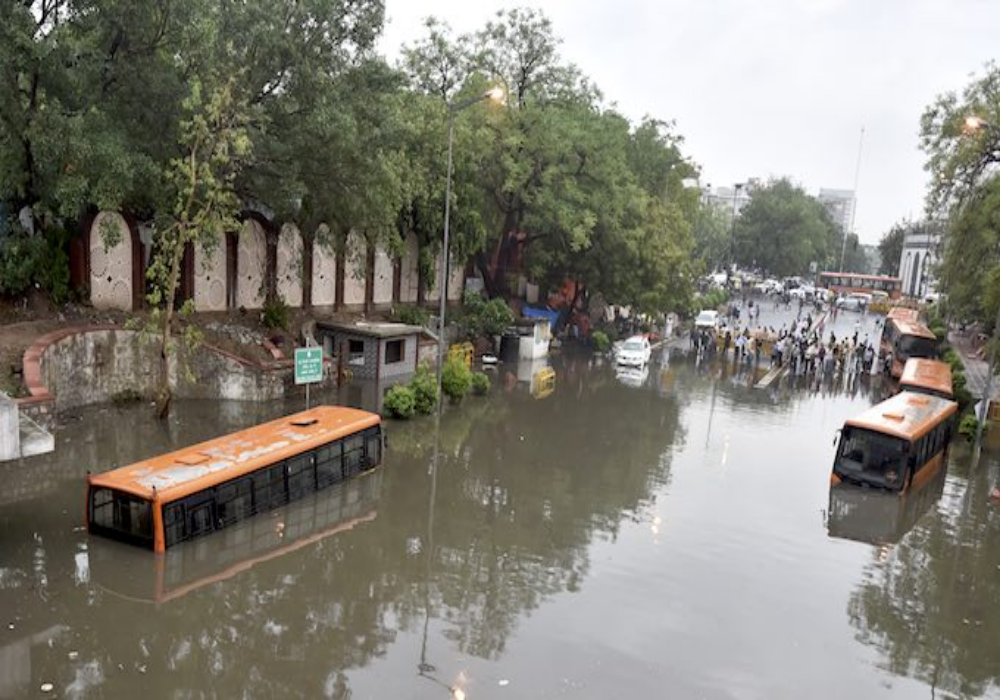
[840,127,865,272]
[435,88,505,399]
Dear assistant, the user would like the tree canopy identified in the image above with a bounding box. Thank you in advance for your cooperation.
[732,179,839,278]
[877,223,907,276]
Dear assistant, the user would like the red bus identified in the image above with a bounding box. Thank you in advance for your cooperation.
[817,272,902,300]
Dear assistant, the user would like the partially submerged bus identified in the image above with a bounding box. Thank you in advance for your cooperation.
[879,317,938,378]
[90,466,381,603]
[87,406,383,552]
[887,306,921,324]
[898,358,953,399]
[830,391,957,494]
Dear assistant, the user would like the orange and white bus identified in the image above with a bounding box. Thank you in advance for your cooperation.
[818,272,902,300]
[87,406,383,552]
[879,317,938,378]
[830,391,957,494]
[887,306,921,324]
[90,467,381,603]
[898,358,953,400]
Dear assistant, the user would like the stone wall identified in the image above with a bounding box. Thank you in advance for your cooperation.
[193,235,227,312]
[312,233,337,307]
[236,219,266,310]
[41,330,161,411]
[343,232,366,307]
[277,224,303,307]
[89,212,134,311]
[177,345,289,402]
[372,244,394,307]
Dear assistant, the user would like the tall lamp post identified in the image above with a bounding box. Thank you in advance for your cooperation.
[436,86,505,396]
[728,183,744,279]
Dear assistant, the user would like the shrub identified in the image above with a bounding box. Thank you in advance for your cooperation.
[394,305,430,327]
[0,234,44,296]
[441,354,472,402]
[942,348,962,371]
[461,291,515,339]
[263,297,289,330]
[471,371,491,395]
[409,365,439,415]
[959,413,987,442]
[383,384,416,419]
[592,330,611,352]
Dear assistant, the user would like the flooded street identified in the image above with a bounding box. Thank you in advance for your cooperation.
[3,318,1000,698]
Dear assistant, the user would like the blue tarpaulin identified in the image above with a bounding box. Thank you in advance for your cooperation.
[522,306,560,331]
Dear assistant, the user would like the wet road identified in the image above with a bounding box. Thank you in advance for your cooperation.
[2,309,999,699]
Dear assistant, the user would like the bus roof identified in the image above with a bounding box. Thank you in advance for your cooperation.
[88,406,380,502]
[888,318,937,340]
[819,272,901,282]
[899,358,953,397]
[887,307,920,323]
[845,391,957,442]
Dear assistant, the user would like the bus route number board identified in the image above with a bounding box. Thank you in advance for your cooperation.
[295,347,323,385]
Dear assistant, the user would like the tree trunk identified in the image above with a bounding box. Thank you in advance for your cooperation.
[155,235,184,419]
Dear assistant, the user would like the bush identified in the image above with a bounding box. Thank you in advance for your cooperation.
[959,413,987,442]
[943,348,963,371]
[383,384,416,419]
[393,305,430,327]
[592,330,611,352]
[409,365,439,415]
[263,297,289,330]
[0,234,44,296]
[471,371,491,395]
[461,291,515,339]
[441,354,472,402]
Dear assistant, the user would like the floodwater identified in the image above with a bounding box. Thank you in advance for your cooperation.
[2,325,1000,698]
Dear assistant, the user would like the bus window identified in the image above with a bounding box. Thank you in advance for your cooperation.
[365,427,382,469]
[837,428,909,491]
[287,454,316,500]
[186,496,216,539]
[217,477,253,527]
[90,488,154,546]
[316,442,344,489]
[898,335,938,359]
[344,434,365,476]
[253,464,287,513]
[164,502,185,547]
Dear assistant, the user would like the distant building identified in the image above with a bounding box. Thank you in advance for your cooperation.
[701,182,756,222]
[817,189,856,233]
[898,223,943,299]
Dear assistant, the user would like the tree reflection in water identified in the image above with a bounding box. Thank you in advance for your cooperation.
[847,446,1000,698]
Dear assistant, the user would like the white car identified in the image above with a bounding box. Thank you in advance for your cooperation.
[616,336,652,367]
[615,364,650,388]
[836,292,872,311]
[695,310,720,329]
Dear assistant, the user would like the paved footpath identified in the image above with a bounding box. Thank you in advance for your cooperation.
[949,331,999,401]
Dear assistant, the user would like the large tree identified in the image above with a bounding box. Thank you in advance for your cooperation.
[921,62,1000,327]
[732,179,838,277]
[877,223,907,276]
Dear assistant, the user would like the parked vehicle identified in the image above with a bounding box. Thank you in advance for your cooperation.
[616,335,652,367]
[694,310,720,329]
[836,292,872,311]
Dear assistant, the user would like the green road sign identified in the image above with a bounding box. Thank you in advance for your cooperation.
[294,347,323,385]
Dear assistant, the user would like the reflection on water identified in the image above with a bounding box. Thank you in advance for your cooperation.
[0,352,998,697]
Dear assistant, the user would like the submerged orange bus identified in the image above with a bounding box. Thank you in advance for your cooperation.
[898,358,953,399]
[879,318,938,378]
[831,391,957,494]
[887,306,921,324]
[87,406,383,552]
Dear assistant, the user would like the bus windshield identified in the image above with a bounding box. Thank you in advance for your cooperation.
[90,487,154,546]
[836,427,909,491]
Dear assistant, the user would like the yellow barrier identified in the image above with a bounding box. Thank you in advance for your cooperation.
[448,342,474,369]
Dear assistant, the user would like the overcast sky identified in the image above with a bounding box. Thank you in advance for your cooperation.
[379,0,997,245]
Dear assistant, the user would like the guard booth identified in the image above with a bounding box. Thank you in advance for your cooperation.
[315,322,424,381]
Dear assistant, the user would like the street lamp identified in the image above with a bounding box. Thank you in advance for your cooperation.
[436,86,505,396]
[963,114,1000,448]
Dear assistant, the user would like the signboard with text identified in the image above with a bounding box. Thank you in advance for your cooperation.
[294,347,323,385]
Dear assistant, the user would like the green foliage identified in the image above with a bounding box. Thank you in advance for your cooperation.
[0,234,44,296]
[461,291,515,339]
[441,355,473,402]
[471,371,491,396]
[877,224,907,276]
[263,297,290,330]
[959,413,987,442]
[409,365,439,415]
[383,384,417,419]
[733,179,839,277]
[698,288,730,311]
[393,305,430,327]
[942,348,963,372]
[592,330,611,352]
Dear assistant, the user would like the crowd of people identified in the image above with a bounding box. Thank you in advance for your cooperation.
[691,296,888,378]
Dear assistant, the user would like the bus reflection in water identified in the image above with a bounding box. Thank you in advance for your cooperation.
[827,467,946,546]
[90,468,382,604]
